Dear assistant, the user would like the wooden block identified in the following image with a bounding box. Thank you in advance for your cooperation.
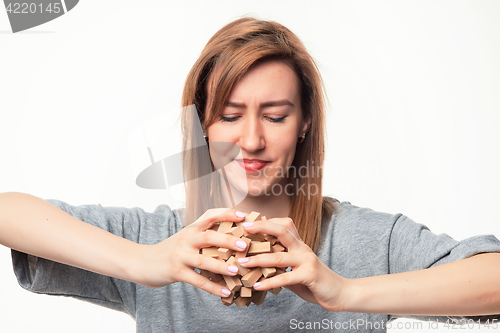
[234,296,252,308]
[200,269,221,281]
[212,273,224,283]
[218,221,234,233]
[245,212,261,222]
[228,224,244,238]
[275,267,286,275]
[221,291,235,304]
[248,241,271,255]
[202,247,219,258]
[223,274,242,291]
[235,260,250,276]
[272,243,285,253]
[241,267,262,287]
[235,237,251,259]
[251,290,268,306]
[226,254,250,276]
[244,232,267,242]
[204,211,290,307]
[224,226,237,235]
[218,247,234,260]
[199,269,211,278]
[262,267,276,278]
[240,287,252,298]
[270,287,282,295]
[226,256,237,266]
[242,212,266,240]
[265,235,278,245]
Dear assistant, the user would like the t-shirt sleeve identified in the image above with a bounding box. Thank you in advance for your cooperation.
[387,214,500,324]
[10,198,172,318]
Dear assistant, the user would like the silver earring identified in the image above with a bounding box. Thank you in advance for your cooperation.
[298,133,306,143]
[203,132,208,142]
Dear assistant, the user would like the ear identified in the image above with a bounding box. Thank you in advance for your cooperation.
[300,113,312,136]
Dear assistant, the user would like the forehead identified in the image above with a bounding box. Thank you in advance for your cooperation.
[227,60,300,102]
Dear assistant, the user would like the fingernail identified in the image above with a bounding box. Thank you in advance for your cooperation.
[237,257,249,263]
[253,282,261,288]
[221,288,231,296]
[236,240,247,249]
[242,222,254,228]
[235,211,245,218]
[228,265,238,273]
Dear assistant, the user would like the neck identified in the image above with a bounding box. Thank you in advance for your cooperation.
[234,193,292,219]
[219,176,292,219]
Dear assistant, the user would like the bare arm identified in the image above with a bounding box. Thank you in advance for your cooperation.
[0,192,248,297]
[345,252,500,316]
[242,218,500,316]
[0,192,144,284]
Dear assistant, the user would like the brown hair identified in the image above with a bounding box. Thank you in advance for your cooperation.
[181,17,337,253]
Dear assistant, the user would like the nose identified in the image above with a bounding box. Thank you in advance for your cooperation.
[238,115,265,153]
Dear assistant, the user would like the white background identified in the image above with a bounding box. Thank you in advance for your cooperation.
[1,1,499,332]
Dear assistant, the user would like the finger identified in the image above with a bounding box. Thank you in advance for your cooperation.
[241,220,301,251]
[194,208,232,223]
[270,217,300,240]
[190,230,249,252]
[178,268,233,297]
[190,209,246,231]
[237,252,297,269]
[185,254,241,277]
[252,269,303,291]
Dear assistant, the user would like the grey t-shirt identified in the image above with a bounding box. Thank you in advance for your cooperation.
[11,199,500,332]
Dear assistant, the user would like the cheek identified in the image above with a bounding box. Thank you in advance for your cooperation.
[269,135,297,162]
[208,125,237,142]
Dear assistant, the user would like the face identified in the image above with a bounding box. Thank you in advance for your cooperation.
[207,60,310,198]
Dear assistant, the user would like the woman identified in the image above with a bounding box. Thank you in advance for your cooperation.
[1,17,500,332]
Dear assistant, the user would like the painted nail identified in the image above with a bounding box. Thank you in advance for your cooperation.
[237,257,249,263]
[236,240,248,249]
[228,265,238,273]
[253,282,262,288]
[221,288,231,296]
[242,222,254,228]
[235,211,245,218]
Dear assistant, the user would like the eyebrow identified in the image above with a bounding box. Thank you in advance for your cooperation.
[226,99,295,108]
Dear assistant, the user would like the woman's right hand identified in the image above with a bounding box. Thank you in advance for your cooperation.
[135,208,248,297]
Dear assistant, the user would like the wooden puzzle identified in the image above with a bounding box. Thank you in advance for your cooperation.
[198,211,288,307]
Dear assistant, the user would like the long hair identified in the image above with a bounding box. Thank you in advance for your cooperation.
[181,17,337,253]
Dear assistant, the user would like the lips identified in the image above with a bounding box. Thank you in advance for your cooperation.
[235,159,269,172]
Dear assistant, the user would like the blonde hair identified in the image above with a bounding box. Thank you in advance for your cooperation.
[181,17,336,252]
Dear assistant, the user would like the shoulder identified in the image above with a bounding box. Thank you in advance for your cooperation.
[327,199,403,233]
[319,199,403,277]
[320,198,404,252]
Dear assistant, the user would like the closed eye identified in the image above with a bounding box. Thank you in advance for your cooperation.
[267,116,286,123]
[219,115,287,123]
[220,116,239,123]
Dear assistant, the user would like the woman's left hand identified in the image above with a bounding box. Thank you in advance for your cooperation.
[238,217,351,312]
